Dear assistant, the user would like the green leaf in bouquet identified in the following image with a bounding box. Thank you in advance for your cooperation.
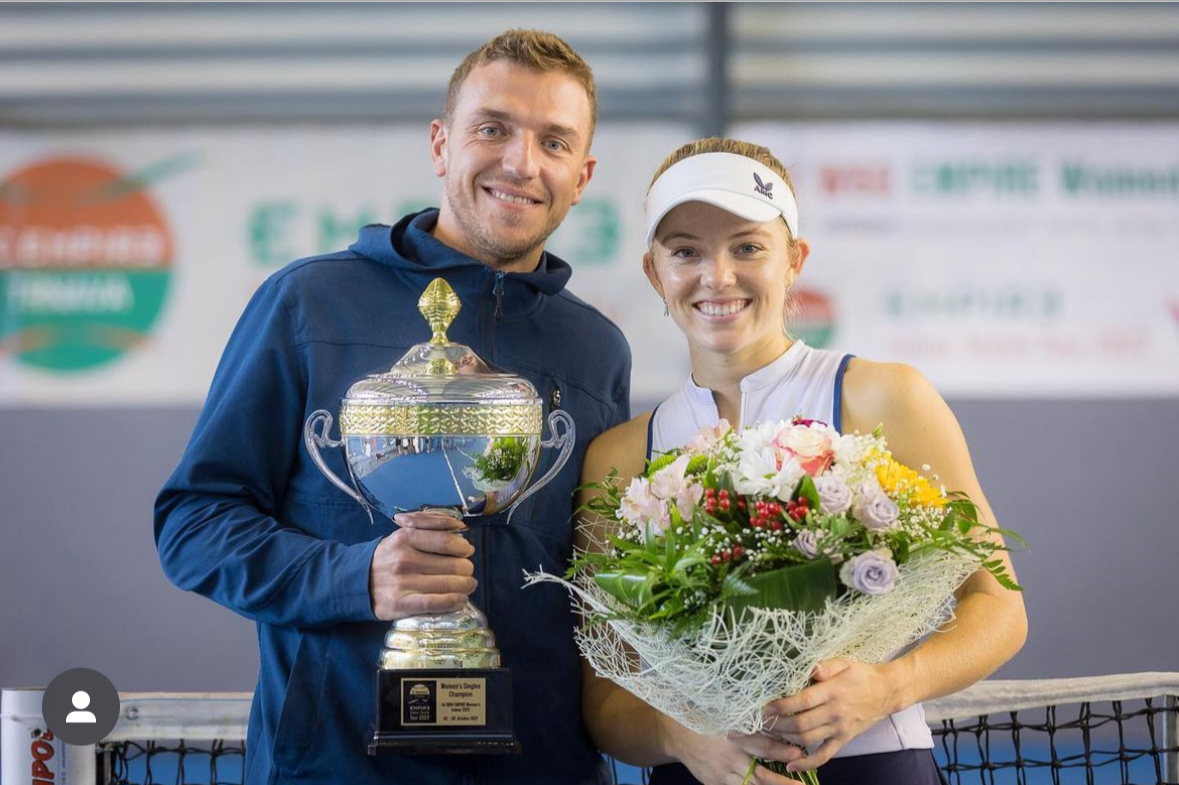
[888,533,910,565]
[794,474,821,511]
[686,455,709,475]
[722,558,838,621]
[646,451,680,477]
[593,571,654,608]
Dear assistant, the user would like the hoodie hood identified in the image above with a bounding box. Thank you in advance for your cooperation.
[349,210,573,317]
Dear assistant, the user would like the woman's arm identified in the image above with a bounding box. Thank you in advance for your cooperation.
[766,360,1028,773]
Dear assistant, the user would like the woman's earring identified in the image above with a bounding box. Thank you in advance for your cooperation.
[663,300,669,317]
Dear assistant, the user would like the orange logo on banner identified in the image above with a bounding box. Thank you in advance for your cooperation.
[0,157,174,371]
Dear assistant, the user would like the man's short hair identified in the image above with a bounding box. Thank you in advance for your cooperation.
[444,29,598,149]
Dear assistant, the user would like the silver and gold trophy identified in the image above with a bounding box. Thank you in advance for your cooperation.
[304,278,574,756]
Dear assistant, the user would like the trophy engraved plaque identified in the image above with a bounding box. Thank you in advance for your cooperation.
[304,277,575,756]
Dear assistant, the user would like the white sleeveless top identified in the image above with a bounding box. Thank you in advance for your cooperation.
[649,340,934,757]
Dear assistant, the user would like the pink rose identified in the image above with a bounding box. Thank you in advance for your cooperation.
[685,419,732,454]
[772,425,835,476]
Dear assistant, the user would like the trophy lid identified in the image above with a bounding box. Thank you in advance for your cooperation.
[339,278,541,436]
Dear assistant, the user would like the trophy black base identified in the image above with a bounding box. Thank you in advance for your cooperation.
[369,667,521,756]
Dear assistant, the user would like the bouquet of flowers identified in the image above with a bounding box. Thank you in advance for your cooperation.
[526,417,1022,783]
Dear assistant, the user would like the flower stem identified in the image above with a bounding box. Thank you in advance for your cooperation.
[750,758,820,784]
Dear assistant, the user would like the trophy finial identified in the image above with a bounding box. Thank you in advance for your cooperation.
[419,278,461,347]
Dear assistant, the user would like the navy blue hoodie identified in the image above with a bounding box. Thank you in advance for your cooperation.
[155,210,632,784]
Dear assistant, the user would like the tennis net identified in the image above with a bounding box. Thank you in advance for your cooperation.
[4,673,1178,784]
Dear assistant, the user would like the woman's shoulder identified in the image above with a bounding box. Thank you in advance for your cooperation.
[840,356,950,437]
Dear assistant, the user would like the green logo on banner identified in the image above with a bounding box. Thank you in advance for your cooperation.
[0,157,185,372]
[550,198,620,265]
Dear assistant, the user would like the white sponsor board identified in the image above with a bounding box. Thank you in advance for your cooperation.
[734,122,1179,398]
[0,125,693,406]
[2,123,1178,405]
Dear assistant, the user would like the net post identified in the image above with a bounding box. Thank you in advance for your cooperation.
[1164,694,1179,785]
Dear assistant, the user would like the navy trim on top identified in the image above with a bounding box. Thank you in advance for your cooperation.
[645,404,662,463]
[832,354,855,433]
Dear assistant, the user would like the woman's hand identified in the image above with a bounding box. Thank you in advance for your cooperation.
[662,716,803,785]
[759,659,902,773]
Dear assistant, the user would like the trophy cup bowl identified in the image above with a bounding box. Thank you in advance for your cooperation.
[304,278,574,756]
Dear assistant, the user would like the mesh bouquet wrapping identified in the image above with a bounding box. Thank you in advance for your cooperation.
[526,417,1021,741]
[528,549,979,737]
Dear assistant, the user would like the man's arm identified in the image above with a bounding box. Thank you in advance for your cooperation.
[154,278,382,629]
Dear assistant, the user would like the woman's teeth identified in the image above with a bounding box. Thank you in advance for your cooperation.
[696,301,747,317]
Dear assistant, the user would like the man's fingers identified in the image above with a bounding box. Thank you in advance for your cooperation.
[401,574,478,597]
[396,591,470,617]
[397,527,474,557]
[390,550,475,577]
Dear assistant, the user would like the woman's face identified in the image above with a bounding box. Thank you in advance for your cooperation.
[645,200,807,359]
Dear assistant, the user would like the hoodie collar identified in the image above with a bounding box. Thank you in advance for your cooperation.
[349,209,573,306]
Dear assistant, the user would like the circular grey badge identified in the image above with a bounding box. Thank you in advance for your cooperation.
[42,668,120,745]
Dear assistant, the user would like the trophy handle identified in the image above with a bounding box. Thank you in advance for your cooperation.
[304,409,374,524]
[505,409,575,525]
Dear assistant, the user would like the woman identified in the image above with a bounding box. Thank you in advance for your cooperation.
[577,138,1027,785]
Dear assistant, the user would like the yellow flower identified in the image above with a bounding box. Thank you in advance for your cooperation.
[875,458,947,509]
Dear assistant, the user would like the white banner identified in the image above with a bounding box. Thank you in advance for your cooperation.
[734,122,1179,398]
[3,123,1178,405]
[0,125,693,406]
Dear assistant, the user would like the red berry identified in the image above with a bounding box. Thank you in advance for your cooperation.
[732,545,744,558]
[711,554,721,565]
[737,499,746,511]
[770,520,783,531]
[719,499,730,510]
[719,489,729,500]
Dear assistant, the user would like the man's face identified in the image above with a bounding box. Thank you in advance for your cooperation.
[430,60,596,272]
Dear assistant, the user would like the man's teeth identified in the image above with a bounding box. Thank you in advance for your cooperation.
[697,301,747,316]
[490,190,534,205]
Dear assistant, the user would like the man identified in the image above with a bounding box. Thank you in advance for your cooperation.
[155,30,631,785]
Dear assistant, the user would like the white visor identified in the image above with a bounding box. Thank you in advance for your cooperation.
[644,152,799,246]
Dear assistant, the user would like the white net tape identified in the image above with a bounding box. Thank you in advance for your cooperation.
[925,672,1179,722]
[525,549,980,738]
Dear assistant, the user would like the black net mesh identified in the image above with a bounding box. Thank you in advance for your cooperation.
[99,739,245,785]
[933,696,1179,785]
[96,696,1177,785]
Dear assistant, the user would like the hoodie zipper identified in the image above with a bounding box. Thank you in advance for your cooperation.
[493,271,505,320]
[485,270,505,362]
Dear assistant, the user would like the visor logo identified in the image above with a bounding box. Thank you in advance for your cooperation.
[753,172,774,199]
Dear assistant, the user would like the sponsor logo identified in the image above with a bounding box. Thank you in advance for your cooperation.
[790,288,836,349]
[818,164,891,197]
[912,161,1039,196]
[0,157,183,372]
[1060,162,1179,197]
[753,172,774,199]
[30,728,55,784]
[885,286,1062,321]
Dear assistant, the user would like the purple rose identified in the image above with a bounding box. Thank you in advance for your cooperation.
[840,550,900,595]
[791,531,820,559]
[814,475,852,515]
[852,485,899,531]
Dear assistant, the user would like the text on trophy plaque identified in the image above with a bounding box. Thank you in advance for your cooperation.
[401,678,488,726]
